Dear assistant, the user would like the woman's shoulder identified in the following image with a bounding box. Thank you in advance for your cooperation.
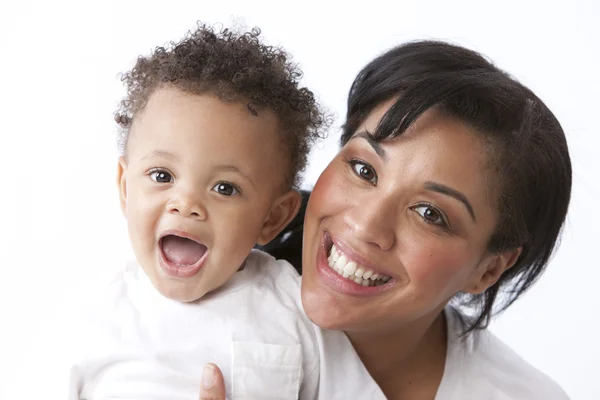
[438,307,570,400]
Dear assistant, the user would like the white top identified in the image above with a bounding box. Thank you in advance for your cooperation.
[437,307,570,400]
[1,251,568,400]
[66,249,385,400]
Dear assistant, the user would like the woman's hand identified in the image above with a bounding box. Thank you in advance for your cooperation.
[199,363,227,400]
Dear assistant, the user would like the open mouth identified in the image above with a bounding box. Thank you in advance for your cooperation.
[323,233,392,288]
[158,232,208,278]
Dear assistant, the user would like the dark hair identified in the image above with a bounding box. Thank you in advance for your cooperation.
[265,40,572,335]
[114,23,329,188]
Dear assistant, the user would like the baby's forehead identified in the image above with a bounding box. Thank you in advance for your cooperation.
[126,88,293,178]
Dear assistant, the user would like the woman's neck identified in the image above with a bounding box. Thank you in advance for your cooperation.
[345,310,448,399]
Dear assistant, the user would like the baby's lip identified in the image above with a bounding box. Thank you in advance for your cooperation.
[158,230,209,278]
[159,229,206,247]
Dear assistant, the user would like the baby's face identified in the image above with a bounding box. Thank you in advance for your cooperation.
[117,86,294,302]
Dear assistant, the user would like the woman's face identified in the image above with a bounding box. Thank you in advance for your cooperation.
[301,100,519,334]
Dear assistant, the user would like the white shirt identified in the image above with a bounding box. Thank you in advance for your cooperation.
[67,249,385,400]
[436,307,570,400]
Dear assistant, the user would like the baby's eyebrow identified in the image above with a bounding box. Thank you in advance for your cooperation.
[212,164,256,189]
[141,150,176,161]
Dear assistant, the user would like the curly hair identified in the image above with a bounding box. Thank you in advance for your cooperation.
[114,23,329,188]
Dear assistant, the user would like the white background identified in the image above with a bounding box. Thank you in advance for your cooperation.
[0,0,598,398]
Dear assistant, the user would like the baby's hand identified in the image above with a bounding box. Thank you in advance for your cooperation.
[199,363,226,400]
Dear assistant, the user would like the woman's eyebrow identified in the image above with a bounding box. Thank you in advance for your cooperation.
[424,181,476,221]
[351,131,387,159]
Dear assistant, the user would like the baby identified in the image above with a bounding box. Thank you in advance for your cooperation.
[67,23,383,399]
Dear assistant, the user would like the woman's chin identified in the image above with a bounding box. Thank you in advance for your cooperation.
[301,286,353,331]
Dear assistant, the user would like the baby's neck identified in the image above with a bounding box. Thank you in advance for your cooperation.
[345,310,448,400]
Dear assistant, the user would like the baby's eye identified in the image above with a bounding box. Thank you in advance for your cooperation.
[212,182,239,196]
[412,205,447,227]
[149,170,173,183]
[350,160,378,184]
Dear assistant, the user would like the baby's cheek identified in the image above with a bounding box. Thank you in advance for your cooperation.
[129,207,152,232]
[127,204,157,249]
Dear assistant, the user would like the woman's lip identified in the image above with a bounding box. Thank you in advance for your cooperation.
[327,232,394,278]
[315,232,395,296]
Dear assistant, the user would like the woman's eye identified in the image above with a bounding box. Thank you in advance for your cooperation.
[351,160,377,184]
[212,182,239,196]
[149,170,173,183]
[412,205,447,226]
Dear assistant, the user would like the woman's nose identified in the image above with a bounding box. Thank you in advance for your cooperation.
[343,195,396,251]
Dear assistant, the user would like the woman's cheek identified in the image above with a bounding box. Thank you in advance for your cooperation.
[310,164,344,210]
[404,246,472,291]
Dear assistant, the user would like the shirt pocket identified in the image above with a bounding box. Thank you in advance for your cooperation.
[232,341,303,400]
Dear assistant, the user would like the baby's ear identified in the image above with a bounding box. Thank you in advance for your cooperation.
[117,156,128,216]
[257,190,302,246]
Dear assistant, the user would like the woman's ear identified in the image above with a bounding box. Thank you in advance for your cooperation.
[257,190,302,246]
[117,156,128,216]
[463,247,523,294]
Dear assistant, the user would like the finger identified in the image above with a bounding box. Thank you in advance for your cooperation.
[199,363,226,400]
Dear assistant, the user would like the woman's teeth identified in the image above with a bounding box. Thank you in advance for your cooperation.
[327,244,391,287]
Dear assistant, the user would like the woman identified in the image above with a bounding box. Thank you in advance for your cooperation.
[201,40,571,399]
